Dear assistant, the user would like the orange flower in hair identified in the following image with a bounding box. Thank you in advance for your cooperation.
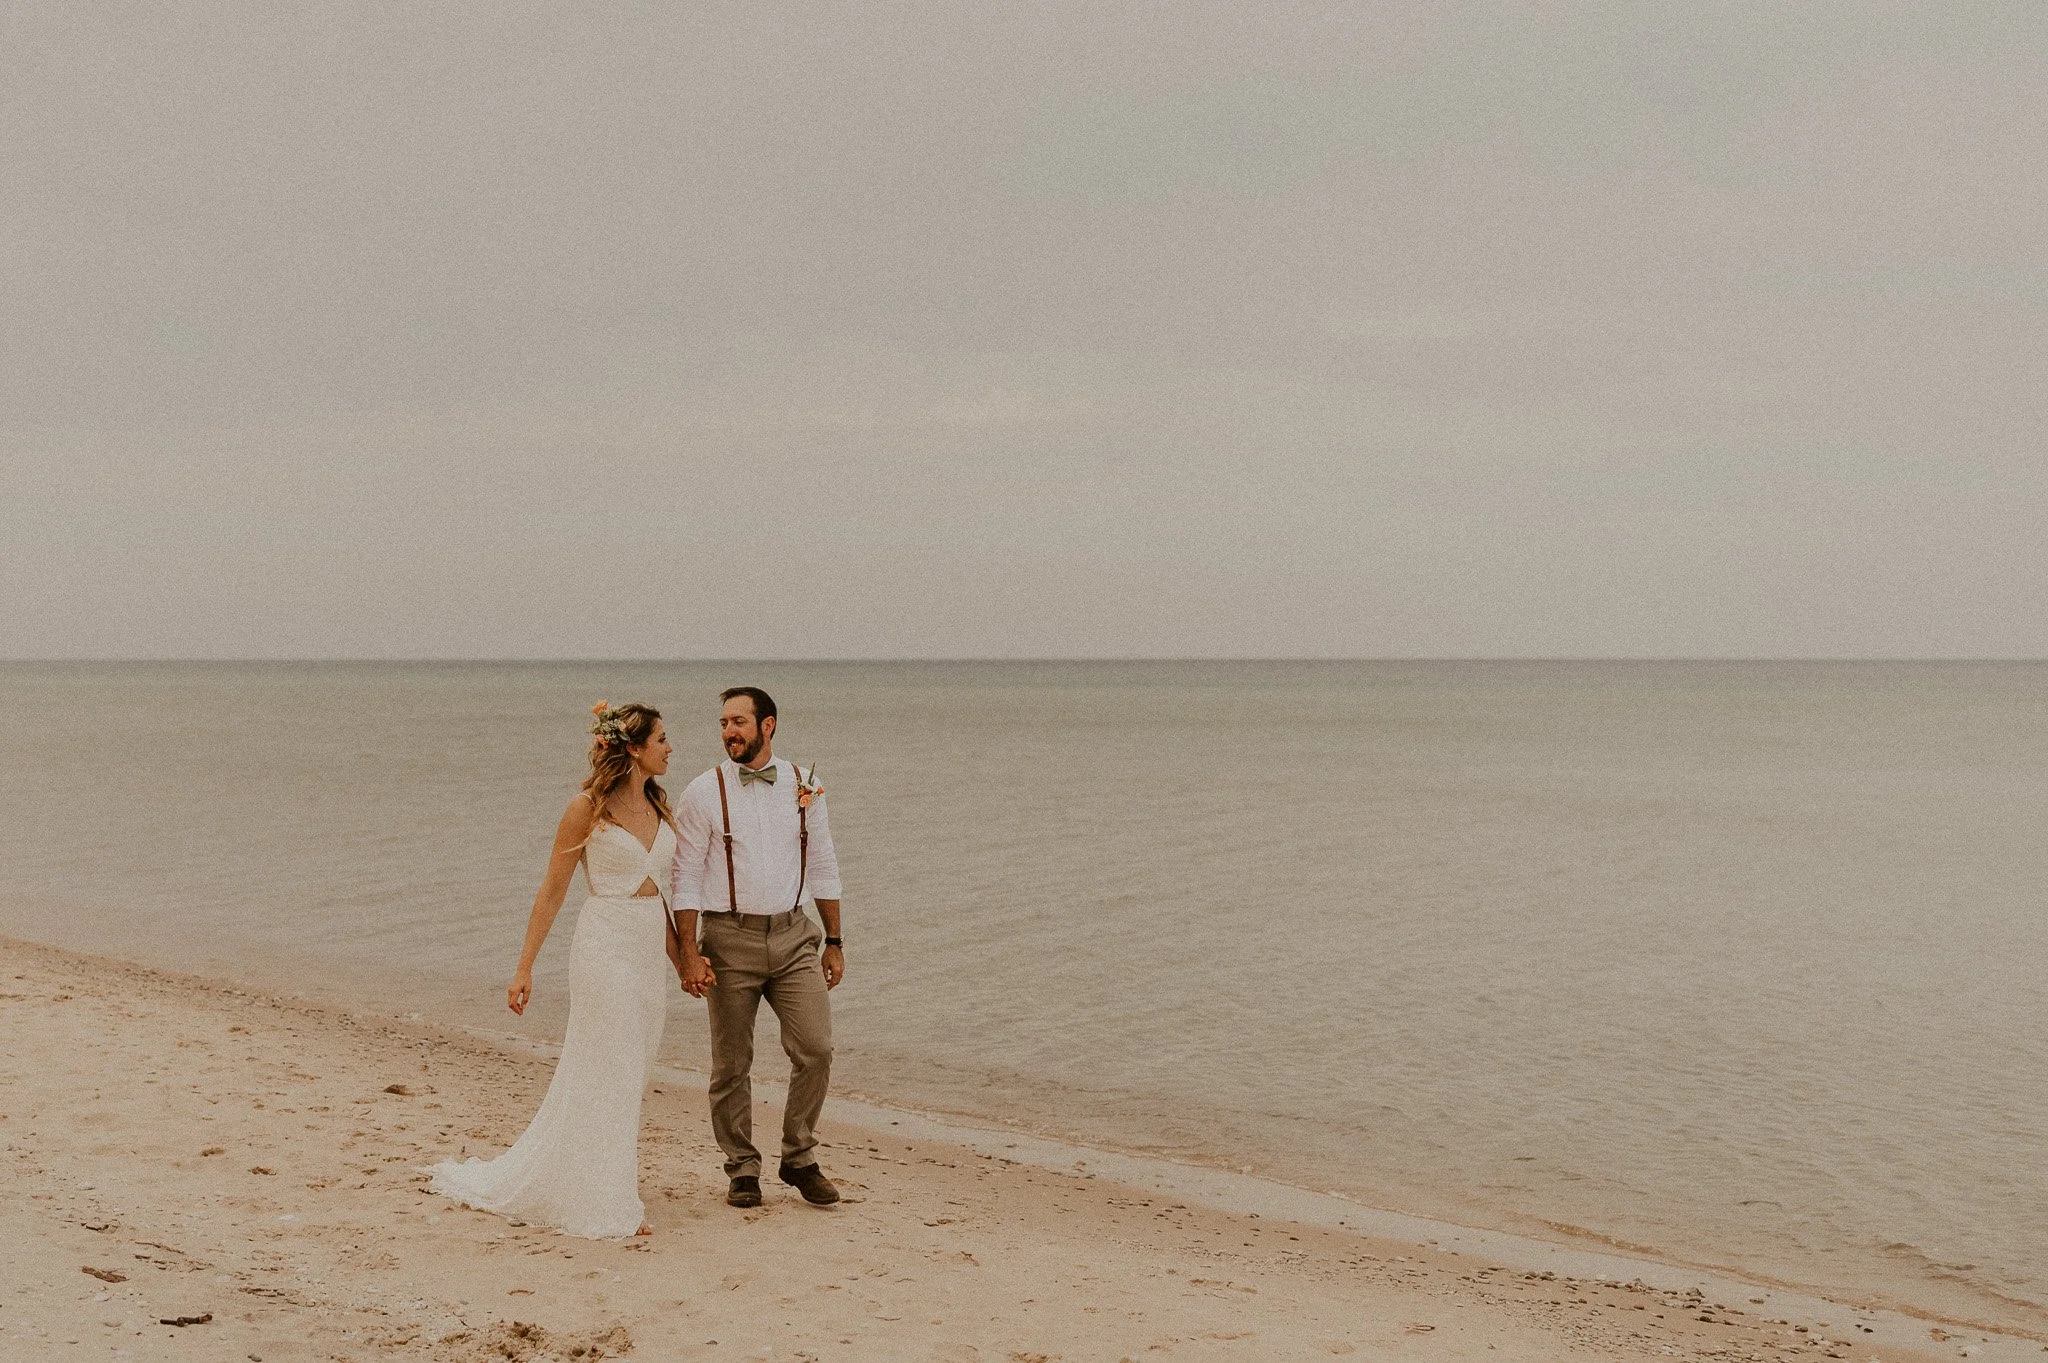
[590,702,629,747]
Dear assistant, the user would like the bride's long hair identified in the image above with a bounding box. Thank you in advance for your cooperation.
[583,702,677,834]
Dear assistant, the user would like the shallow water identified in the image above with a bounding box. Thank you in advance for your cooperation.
[3,660,2045,1330]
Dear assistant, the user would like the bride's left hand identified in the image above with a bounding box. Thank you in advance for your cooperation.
[508,967,534,1015]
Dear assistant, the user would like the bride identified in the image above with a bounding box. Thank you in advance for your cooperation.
[429,701,692,1238]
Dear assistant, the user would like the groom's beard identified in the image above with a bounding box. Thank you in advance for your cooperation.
[727,735,764,766]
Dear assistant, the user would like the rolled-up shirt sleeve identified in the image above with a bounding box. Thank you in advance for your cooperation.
[672,780,713,912]
[804,792,842,901]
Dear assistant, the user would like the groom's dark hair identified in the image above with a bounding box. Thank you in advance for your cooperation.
[720,685,777,725]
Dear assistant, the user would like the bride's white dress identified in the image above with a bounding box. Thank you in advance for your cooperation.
[429,819,675,1237]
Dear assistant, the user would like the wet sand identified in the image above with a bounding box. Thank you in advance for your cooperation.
[0,935,1977,1362]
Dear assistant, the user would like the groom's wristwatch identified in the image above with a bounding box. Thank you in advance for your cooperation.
[824,936,843,947]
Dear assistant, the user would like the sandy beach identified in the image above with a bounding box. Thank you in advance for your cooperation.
[0,935,1977,1363]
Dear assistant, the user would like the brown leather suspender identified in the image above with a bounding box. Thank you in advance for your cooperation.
[714,762,811,915]
[715,766,738,913]
[794,766,809,911]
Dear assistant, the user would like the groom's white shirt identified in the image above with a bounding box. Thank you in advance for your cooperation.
[671,758,843,915]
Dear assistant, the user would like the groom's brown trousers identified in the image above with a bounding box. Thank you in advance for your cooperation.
[700,908,833,1178]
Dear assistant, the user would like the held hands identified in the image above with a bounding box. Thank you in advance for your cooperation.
[508,966,534,1016]
[822,944,845,990]
[678,954,717,999]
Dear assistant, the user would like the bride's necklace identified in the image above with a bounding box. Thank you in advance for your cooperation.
[608,794,654,826]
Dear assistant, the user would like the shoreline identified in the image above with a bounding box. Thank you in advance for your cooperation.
[495,1023,2048,1357]
[14,885,2032,1342]
[0,934,2011,1362]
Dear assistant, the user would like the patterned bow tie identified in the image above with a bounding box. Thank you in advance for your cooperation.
[738,763,777,785]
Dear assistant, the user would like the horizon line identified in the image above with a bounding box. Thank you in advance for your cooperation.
[4,655,2046,666]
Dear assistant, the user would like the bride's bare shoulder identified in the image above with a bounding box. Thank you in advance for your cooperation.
[557,791,599,831]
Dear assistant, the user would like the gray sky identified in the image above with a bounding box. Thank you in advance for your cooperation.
[5,2,2045,659]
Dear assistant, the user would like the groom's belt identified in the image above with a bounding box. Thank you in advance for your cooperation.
[704,906,808,923]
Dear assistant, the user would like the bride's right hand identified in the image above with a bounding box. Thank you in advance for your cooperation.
[508,968,533,1015]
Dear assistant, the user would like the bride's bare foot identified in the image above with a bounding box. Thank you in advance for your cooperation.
[636,1223,652,1236]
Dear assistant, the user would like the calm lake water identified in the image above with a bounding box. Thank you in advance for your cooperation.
[3,660,2045,1331]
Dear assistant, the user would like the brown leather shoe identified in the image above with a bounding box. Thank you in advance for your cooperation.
[726,1175,762,1208]
[777,1162,840,1206]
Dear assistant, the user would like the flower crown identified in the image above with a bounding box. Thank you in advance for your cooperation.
[590,700,633,748]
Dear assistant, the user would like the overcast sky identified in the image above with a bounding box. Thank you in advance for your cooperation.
[4,2,2045,659]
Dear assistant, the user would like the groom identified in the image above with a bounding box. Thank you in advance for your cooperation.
[669,686,847,1208]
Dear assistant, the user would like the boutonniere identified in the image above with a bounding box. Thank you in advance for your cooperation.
[796,765,824,810]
